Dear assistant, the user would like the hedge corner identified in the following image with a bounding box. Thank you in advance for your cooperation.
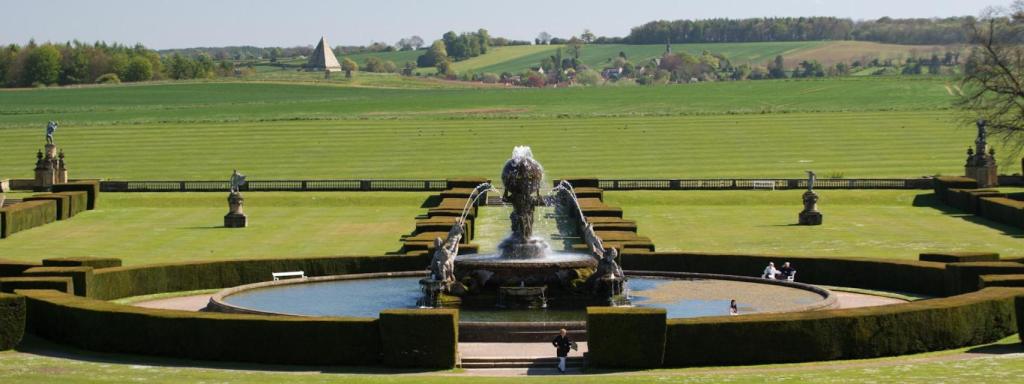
[1018,295,1024,345]
[379,308,458,369]
[0,293,26,350]
[587,306,667,369]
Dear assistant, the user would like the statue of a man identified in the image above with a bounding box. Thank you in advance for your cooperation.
[45,121,58,145]
[806,170,816,191]
[229,170,247,193]
[977,119,988,144]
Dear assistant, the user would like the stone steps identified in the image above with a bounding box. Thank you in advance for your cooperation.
[460,356,585,369]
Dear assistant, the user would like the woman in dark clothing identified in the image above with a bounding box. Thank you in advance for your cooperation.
[552,328,573,373]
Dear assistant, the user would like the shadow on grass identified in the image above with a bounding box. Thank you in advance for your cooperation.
[912,193,1024,239]
[181,226,230,230]
[14,334,449,375]
[965,342,1024,355]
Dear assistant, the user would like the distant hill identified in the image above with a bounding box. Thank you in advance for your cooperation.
[327,41,958,76]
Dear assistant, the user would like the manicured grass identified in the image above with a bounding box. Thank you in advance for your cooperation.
[0,76,955,128]
[0,334,1021,383]
[604,190,1024,259]
[0,110,981,180]
[0,193,427,265]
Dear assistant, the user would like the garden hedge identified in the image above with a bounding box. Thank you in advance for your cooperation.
[660,287,1021,367]
[944,262,1024,295]
[0,276,73,294]
[0,259,39,277]
[587,307,667,368]
[54,191,88,217]
[1018,296,1024,345]
[919,252,1000,263]
[0,293,25,350]
[42,257,122,269]
[621,252,948,296]
[978,197,1024,228]
[980,274,1024,289]
[51,180,100,210]
[90,254,430,300]
[0,200,57,238]
[933,176,978,201]
[944,189,1003,213]
[379,309,458,368]
[23,193,71,220]
[21,289,381,365]
[21,266,94,297]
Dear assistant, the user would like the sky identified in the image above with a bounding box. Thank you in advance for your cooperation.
[1,0,991,49]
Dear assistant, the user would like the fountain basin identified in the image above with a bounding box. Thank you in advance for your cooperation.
[453,251,598,289]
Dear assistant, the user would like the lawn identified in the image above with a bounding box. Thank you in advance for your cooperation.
[0,192,427,265]
[0,334,1021,383]
[604,190,1024,259]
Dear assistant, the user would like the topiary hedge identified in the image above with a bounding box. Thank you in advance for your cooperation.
[978,197,1024,228]
[587,307,666,368]
[21,266,94,297]
[23,193,71,220]
[0,293,25,350]
[621,252,948,296]
[51,180,100,210]
[919,252,1000,263]
[21,289,382,365]
[0,276,73,294]
[0,259,39,277]
[944,189,1004,213]
[933,176,978,202]
[1017,296,1024,345]
[661,287,1021,367]
[0,200,57,238]
[945,262,1024,295]
[90,254,430,300]
[42,257,122,269]
[53,191,88,217]
[980,274,1024,289]
[379,309,458,368]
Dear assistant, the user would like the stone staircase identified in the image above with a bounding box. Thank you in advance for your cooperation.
[459,356,586,369]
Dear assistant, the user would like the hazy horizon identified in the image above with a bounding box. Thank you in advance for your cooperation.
[2,0,990,50]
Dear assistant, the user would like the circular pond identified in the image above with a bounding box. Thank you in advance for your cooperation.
[212,271,833,322]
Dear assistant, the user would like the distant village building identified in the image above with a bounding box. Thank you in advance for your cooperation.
[601,67,623,80]
[305,36,341,72]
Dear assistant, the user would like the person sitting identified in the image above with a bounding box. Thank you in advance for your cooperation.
[729,299,739,316]
[779,262,796,281]
[761,262,778,279]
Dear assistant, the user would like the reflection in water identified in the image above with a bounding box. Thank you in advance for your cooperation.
[224,276,825,322]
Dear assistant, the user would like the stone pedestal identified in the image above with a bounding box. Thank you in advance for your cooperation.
[224,192,247,228]
[966,165,998,188]
[32,144,67,191]
[798,190,822,225]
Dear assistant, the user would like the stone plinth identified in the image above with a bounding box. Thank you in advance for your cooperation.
[966,165,998,188]
[798,190,822,225]
[32,144,68,192]
[224,192,247,228]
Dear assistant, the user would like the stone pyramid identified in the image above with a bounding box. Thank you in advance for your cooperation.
[306,36,341,72]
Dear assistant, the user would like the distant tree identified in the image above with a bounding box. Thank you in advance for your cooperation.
[268,47,283,63]
[928,54,942,74]
[410,35,425,49]
[576,69,602,85]
[526,70,545,87]
[417,40,448,67]
[24,45,61,85]
[401,61,416,76]
[768,55,787,79]
[581,29,596,43]
[957,2,1024,151]
[436,58,454,76]
[567,36,584,59]
[481,72,500,83]
[537,32,552,45]
[341,58,357,78]
[123,56,153,81]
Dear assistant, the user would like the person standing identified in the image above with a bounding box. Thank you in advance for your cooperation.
[552,328,573,373]
[730,299,739,315]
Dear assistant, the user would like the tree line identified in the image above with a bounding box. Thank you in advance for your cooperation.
[615,16,976,45]
[0,40,220,87]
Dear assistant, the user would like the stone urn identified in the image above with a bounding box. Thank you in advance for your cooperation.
[798,190,822,225]
[224,192,247,228]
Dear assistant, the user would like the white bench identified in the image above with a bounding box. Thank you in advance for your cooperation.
[272,271,306,281]
[751,180,775,190]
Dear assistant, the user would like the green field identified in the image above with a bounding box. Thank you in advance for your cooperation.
[0,193,426,265]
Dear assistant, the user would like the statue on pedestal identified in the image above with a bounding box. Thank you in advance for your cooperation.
[45,121,57,145]
[965,120,999,187]
[798,171,822,225]
[224,170,248,228]
[586,248,625,296]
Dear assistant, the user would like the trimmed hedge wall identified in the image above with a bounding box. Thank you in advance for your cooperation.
[621,252,948,296]
[933,176,977,202]
[42,257,122,269]
[0,200,57,238]
[0,293,26,350]
[661,287,1021,367]
[919,252,1000,263]
[21,266,94,297]
[21,289,382,365]
[1018,296,1024,345]
[23,193,70,220]
[54,191,88,217]
[980,274,1024,289]
[945,262,1024,295]
[587,307,667,368]
[51,180,100,210]
[379,309,458,368]
[0,259,39,277]
[978,197,1024,228]
[90,254,430,300]
[944,189,1004,213]
[0,277,73,294]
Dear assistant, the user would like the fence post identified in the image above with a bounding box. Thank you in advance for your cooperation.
[669,180,680,189]
[179,181,186,192]
[360,180,371,191]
